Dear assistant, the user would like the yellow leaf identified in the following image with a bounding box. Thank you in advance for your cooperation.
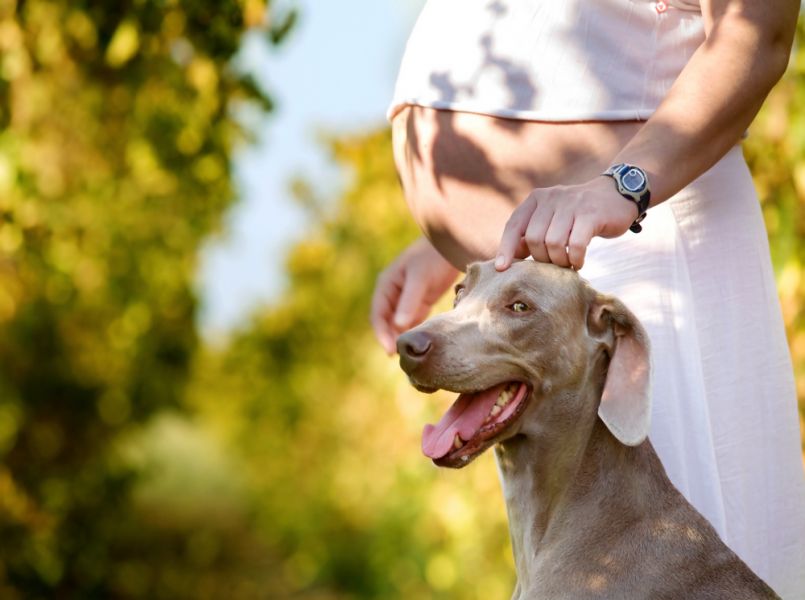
[105,19,139,67]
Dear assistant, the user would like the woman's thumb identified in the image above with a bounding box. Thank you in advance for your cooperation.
[393,274,427,330]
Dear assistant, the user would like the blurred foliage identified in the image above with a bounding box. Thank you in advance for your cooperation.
[2,1,805,598]
[0,0,296,596]
[187,129,515,598]
[744,18,805,443]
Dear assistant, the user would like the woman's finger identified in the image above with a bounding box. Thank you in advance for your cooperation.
[370,270,403,354]
[496,197,537,270]
[393,268,429,331]
[543,208,574,268]
[567,217,594,270]
[523,200,553,264]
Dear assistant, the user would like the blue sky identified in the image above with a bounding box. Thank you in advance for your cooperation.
[197,0,424,336]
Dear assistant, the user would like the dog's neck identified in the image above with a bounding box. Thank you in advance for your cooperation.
[494,365,666,591]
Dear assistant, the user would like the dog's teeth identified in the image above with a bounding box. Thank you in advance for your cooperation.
[461,456,469,462]
[453,434,463,449]
[490,405,502,417]
[496,392,510,407]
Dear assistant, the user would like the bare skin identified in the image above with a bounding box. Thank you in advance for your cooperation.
[371,0,798,355]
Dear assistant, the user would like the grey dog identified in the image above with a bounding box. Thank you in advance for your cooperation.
[397,260,779,599]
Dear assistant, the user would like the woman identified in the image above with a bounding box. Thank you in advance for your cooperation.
[371,0,805,596]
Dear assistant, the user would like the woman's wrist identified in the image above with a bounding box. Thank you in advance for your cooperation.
[587,176,641,238]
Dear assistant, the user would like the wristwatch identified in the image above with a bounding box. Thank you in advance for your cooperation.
[602,164,651,233]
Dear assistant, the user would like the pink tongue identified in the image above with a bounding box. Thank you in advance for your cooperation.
[421,384,505,459]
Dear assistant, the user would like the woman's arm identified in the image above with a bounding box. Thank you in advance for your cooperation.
[616,0,798,203]
[496,0,799,271]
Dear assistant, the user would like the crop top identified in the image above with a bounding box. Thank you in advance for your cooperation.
[387,0,705,122]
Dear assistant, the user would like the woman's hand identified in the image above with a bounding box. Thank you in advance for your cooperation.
[371,237,460,355]
[495,176,638,271]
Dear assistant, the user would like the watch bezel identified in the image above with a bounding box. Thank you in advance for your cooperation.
[621,168,647,193]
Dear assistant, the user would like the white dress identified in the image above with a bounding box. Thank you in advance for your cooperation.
[582,145,805,598]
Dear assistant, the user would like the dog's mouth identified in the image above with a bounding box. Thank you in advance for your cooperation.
[422,381,529,468]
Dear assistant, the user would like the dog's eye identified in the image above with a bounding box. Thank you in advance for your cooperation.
[509,301,530,313]
[453,286,466,307]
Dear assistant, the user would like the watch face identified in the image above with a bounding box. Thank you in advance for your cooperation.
[622,168,646,193]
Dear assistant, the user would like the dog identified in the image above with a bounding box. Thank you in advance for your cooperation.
[397,260,779,599]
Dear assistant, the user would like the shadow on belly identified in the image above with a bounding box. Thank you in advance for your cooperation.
[392,106,642,269]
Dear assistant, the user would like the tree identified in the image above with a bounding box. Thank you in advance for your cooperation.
[0,0,294,596]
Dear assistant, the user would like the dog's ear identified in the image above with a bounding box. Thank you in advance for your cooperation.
[588,294,652,446]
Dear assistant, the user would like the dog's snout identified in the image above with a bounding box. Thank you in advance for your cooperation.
[397,330,433,361]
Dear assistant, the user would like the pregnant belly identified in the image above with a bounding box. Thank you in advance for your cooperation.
[391,106,644,269]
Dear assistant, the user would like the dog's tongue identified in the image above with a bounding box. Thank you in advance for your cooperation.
[422,384,505,459]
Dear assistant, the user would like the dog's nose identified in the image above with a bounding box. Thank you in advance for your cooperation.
[397,330,433,363]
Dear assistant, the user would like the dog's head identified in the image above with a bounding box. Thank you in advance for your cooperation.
[397,260,651,468]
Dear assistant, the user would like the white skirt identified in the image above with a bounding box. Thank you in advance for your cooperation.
[582,144,805,599]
